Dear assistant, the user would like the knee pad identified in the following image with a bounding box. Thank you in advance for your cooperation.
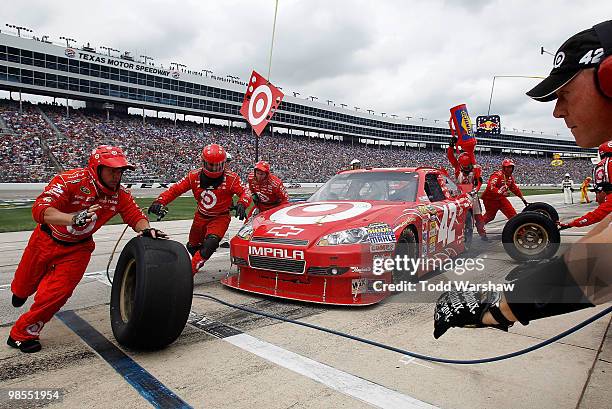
[186,242,201,256]
[199,235,220,259]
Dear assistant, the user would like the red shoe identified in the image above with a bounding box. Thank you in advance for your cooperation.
[191,251,206,275]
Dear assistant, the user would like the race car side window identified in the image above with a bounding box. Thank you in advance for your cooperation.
[424,173,446,202]
[443,176,461,197]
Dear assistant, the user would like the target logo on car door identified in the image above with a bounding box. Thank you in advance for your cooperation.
[240,70,284,136]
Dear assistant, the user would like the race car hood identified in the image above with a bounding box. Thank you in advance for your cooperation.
[250,201,409,244]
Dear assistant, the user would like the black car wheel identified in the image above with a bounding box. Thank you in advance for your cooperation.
[502,211,560,261]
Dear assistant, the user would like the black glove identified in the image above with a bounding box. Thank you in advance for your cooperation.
[433,290,512,339]
[522,199,529,206]
[72,209,90,227]
[139,228,168,239]
[235,203,247,221]
[251,193,260,204]
[148,201,169,221]
[449,136,458,148]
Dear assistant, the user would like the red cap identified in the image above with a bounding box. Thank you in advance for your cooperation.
[254,160,270,173]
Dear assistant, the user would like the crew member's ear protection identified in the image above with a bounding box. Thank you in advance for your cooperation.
[593,21,612,98]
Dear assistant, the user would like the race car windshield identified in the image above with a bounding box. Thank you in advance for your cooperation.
[308,171,418,202]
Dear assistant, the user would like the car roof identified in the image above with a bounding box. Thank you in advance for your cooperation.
[338,167,442,174]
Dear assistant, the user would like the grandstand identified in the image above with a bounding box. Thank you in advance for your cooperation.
[0,29,597,185]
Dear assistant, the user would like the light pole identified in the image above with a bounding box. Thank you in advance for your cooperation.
[100,46,119,57]
[405,116,412,121]
[292,92,300,97]
[60,36,76,48]
[309,96,318,101]
[202,69,213,77]
[367,109,374,115]
[326,99,333,105]
[487,75,545,115]
[140,55,154,65]
[6,24,32,38]
[540,46,555,56]
[340,103,347,109]
[381,112,386,117]
[354,106,360,111]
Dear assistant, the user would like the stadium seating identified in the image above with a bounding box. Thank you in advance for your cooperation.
[0,100,595,185]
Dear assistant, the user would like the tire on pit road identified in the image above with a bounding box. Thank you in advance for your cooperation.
[110,237,193,350]
[522,202,559,223]
[502,211,560,262]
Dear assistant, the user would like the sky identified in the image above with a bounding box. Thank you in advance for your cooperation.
[3,0,612,140]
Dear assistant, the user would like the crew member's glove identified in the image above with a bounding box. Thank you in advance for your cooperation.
[148,201,169,221]
[251,193,260,204]
[449,136,458,148]
[522,198,529,206]
[235,203,247,221]
[139,228,168,239]
[72,209,90,227]
[557,222,571,230]
[433,290,513,339]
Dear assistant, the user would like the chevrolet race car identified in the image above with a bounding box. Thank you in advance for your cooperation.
[224,167,474,305]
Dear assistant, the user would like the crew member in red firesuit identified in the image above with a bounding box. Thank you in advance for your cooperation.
[8,145,165,353]
[247,160,289,218]
[447,137,488,240]
[559,153,612,229]
[148,144,251,274]
[481,159,529,223]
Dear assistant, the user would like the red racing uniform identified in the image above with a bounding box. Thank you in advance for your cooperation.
[247,171,289,213]
[481,170,526,223]
[447,147,486,236]
[566,193,612,227]
[11,168,147,342]
[155,169,250,247]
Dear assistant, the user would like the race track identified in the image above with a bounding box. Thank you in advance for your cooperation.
[0,193,610,409]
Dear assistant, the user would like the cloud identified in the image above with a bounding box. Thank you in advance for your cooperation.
[3,0,612,139]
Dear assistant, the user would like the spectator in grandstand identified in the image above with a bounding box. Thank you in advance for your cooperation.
[148,144,251,275]
[8,146,165,353]
[433,20,612,339]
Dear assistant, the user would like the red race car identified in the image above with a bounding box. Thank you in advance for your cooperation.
[224,167,474,305]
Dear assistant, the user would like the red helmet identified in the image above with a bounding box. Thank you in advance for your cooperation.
[88,145,134,195]
[457,153,473,169]
[254,160,270,174]
[501,159,515,168]
[598,141,612,159]
[201,144,227,178]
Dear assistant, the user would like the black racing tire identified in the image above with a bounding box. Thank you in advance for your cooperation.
[110,237,193,350]
[502,211,560,261]
[463,210,474,252]
[393,227,419,283]
[522,202,559,223]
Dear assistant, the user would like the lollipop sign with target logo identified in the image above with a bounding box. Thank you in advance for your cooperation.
[240,70,284,136]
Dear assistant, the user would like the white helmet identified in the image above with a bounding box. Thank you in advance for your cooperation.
[564,173,570,178]
[349,159,361,170]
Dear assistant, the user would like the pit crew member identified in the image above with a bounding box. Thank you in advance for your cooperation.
[148,144,251,274]
[447,138,488,240]
[480,159,529,224]
[433,21,612,338]
[8,146,165,353]
[247,160,289,217]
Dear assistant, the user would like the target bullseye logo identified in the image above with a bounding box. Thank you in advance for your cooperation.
[269,202,372,225]
[200,190,218,209]
[240,70,284,136]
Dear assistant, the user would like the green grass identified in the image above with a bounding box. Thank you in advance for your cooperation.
[0,197,199,233]
[0,189,558,233]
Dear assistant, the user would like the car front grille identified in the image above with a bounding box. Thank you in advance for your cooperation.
[248,255,306,274]
[251,236,309,246]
